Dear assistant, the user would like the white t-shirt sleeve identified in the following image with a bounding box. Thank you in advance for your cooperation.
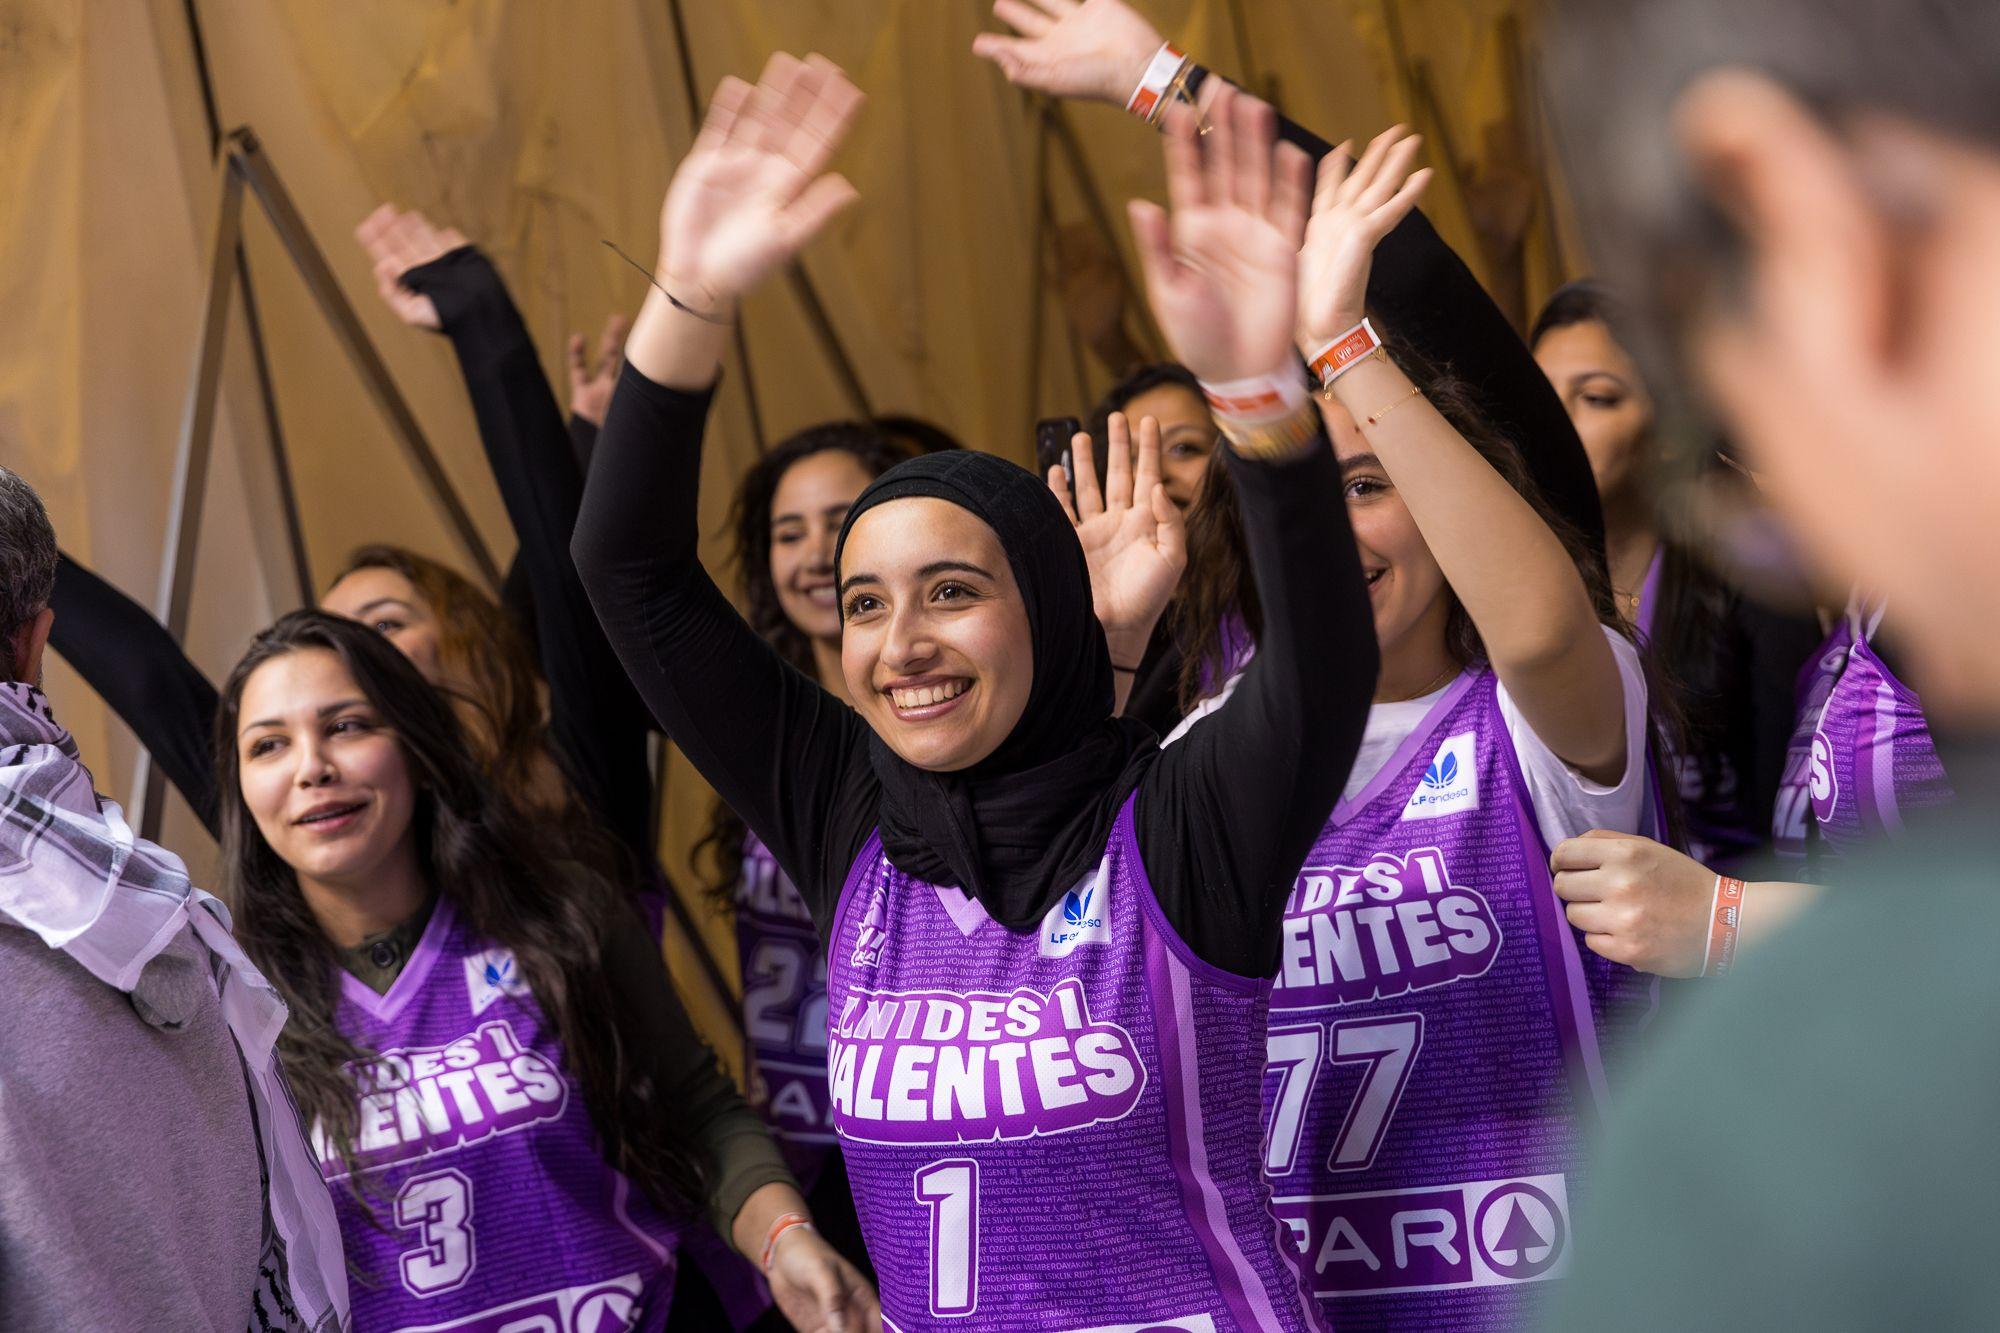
[1159,670,1245,749]
[1495,625,1653,849]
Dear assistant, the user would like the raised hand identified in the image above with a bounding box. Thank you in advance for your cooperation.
[1296,125,1432,344]
[656,53,864,313]
[354,204,469,330]
[971,0,1166,104]
[1050,412,1186,663]
[567,313,631,424]
[1128,88,1313,384]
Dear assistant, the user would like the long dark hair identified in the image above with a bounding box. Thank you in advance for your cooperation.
[1532,282,1728,803]
[216,611,705,1214]
[1175,339,1619,710]
[694,423,917,905]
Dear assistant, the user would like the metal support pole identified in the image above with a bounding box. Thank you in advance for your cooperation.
[228,129,502,588]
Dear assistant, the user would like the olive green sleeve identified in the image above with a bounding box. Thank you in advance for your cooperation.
[600,908,798,1244]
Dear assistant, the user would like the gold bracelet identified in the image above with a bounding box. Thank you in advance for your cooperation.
[1365,384,1424,427]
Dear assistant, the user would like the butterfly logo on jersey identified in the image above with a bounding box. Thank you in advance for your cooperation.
[1402,731,1478,820]
[1041,860,1112,957]
[465,947,532,1016]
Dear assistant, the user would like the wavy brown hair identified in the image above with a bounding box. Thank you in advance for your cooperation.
[215,611,705,1214]
[334,545,575,824]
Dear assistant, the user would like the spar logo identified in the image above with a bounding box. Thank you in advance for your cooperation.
[1272,847,1502,1010]
[1040,862,1111,958]
[1401,732,1478,820]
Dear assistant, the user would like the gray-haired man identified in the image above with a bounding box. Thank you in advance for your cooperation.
[0,467,347,1331]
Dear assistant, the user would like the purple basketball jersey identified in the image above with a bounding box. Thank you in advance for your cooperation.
[824,798,1311,1332]
[323,899,683,1333]
[736,832,836,1180]
[1264,670,1631,1330]
[1773,611,1951,857]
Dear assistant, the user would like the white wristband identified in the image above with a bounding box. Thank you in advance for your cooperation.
[1126,42,1187,120]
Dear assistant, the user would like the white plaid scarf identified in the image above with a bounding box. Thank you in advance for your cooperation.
[0,681,349,1331]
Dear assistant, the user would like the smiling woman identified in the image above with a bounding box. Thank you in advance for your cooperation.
[212,611,877,1332]
[573,52,1377,1331]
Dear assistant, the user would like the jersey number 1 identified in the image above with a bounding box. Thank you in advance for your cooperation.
[915,1159,979,1318]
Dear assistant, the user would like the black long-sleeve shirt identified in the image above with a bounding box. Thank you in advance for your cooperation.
[401,249,658,866]
[574,364,1377,979]
[50,554,223,833]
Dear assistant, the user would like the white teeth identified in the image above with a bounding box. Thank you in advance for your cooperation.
[890,680,970,710]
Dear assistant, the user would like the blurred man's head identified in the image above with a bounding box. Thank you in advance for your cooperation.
[1546,1,2000,719]
[0,468,58,686]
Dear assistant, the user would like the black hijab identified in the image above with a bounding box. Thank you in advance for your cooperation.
[835,451,1159,930]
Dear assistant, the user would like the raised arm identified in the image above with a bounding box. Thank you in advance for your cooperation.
[356,208,659,865]
[49,553,221,835]
[1305,130,1627,781]
[572,54,876,929]
[972,0,1605,557]
[1123,90,1379,977]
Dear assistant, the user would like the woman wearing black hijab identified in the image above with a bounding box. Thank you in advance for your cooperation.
[575,55,1375,1332]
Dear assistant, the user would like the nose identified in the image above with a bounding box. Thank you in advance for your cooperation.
[292,734,339,789]
[808,521,838,574]
[879,601,939,675]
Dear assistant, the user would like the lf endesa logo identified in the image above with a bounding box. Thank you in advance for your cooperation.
[1040,863,1111,958]
[1401,732,1478,821]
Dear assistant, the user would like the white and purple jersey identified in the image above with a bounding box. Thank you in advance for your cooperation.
[1263,669,1637,1330]
[824,797,1311,1332]
[322,899,684,1333]
[1772,606,1952,858]
[736,832,836,1180]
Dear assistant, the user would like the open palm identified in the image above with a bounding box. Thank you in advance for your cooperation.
[1129,88,1312,384]
[657,53,864,307]
[971,0,1166,104]
[1050,413,1185,651]
[1297,125,1433,343]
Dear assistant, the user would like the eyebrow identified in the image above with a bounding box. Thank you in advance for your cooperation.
[837,560,997,597]
[353,597,415,617]
[239,697,371,737]
[772,503,853,526]
[1339,452,1385,475]
[1566,370,1631,394]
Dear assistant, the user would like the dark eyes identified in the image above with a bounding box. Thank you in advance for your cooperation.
[1579,390,1624,410]
[842,582,977,620]
[1344,477,1389,500]
[371,618,405,636]
[243,715,373,760]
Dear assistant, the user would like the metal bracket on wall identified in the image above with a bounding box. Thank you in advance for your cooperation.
[134,126,503,839]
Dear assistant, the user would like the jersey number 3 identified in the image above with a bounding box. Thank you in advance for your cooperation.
[396,1169,476,1297]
